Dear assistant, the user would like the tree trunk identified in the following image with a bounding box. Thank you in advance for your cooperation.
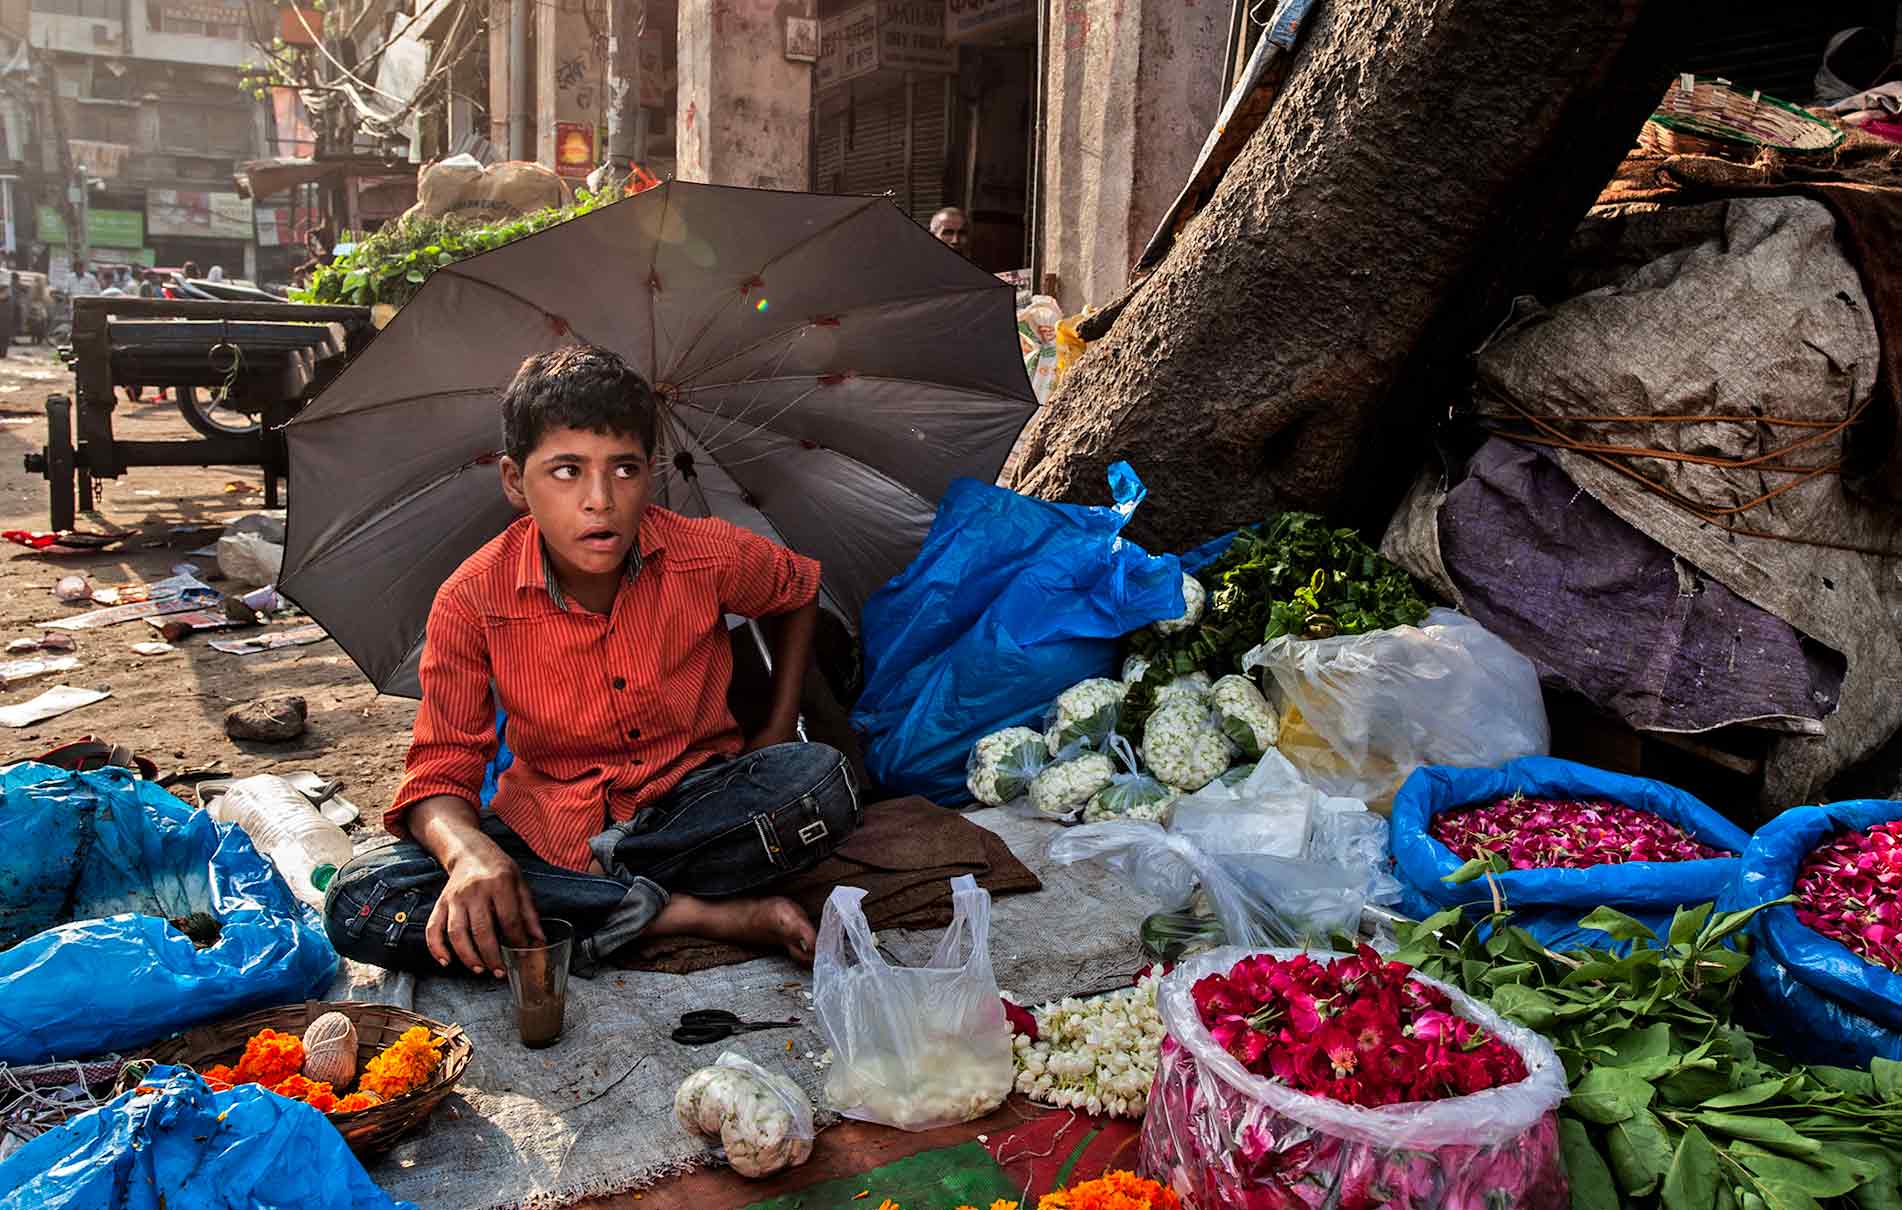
[1008,0,1681,551]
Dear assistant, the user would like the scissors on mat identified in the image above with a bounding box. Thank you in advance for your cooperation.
[671,1009,802,1045]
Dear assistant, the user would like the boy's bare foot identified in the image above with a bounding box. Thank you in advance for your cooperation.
[649,893,818,965]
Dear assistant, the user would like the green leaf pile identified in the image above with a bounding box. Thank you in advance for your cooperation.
[293,188,624,311]
[1121,511,1428,732]
[1391,901,1902,1210]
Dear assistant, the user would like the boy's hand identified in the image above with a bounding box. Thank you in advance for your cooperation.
[428,833,544,977]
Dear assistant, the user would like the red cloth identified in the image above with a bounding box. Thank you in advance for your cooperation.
[388,509,820,870]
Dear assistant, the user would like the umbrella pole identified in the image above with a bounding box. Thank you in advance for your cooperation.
[743,617,809,743]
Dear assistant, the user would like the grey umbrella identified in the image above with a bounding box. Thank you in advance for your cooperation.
[278,182,1035,696]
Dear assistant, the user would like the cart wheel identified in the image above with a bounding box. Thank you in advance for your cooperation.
[175,386,263,438]
[45,395,75,532]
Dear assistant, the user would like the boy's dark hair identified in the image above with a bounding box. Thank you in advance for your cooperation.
[501,344,660,463]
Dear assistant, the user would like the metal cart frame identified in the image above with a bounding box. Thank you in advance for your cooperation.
[24,296,375,530]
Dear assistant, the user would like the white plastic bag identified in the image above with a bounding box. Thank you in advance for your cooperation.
[814,875,1015,1131]
[1169,748,1317,861]
[965,726,1050,807]
[217,531,284,588]
[673,1051,815,1178]
[1245,608,1548,810]
[1141,947,1569,1209]
[1048,822,1348,949]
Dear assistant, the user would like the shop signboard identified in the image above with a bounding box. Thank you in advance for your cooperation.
[146,190,254,241]
[945,0,1033,43]
[36,205,145,249]
[818,0,952,90]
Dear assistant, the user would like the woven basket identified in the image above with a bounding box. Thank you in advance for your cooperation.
[132,1000,472,1155]
[1641,75,1844,157]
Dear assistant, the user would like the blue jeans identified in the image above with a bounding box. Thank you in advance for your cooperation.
[324,743,860,975]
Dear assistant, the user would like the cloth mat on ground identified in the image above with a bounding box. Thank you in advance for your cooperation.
[626,796,1042,974]
[357,806,1150,1210]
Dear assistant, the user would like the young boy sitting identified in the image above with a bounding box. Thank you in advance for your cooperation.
[324,345,861,977]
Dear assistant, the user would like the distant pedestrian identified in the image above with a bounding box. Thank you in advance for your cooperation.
[929,207,972,259]
[182,260,200,280]
[207,265,225,281]
[68,262,100,296]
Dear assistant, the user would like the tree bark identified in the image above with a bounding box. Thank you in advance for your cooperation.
[1008,0,1681,551]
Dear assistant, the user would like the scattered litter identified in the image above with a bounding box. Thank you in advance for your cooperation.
[6,634,75,655]
[38,570,218,631]
[2,530,124,553]
[90,587,121,606]
[52,576,91,604]
[209,625,327,656]
[133,490,160,498]
[188,545,220,557]
[0,655,80,686]
[216,532,283,588]
[150,609,242,640]
[130,642,176,657]
[0,685,111,728]
[0,416,30,425]
[225,695,308,743]
[223,480,259,496]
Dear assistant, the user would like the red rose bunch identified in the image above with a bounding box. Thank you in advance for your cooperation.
[1430,794,1727,871]
[1191,947,1526,1108]
[1794,819,1902,973]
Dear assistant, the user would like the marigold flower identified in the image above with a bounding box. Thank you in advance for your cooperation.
[359,1026,445,1099]
[230,1028,306,1088]
[332,1091,384,1113]
[1037,1170,1180,1210]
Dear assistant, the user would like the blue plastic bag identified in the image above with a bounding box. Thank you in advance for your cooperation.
[851,463,1184,804]
[0,764,337,1064]
[1720,799,1902,1065]
[0,1065,415,1210]
[1390,756,1751,950]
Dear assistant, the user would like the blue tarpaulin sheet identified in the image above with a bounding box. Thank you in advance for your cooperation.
[0,1065,414,1209]
[0,764,337,1064]
[850,463,1183,804]
[1722,799,1902,1064]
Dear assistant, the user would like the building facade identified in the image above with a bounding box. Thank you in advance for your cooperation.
[27,0,271,283]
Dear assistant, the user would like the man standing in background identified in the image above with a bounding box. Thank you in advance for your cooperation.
[929,207,972,259]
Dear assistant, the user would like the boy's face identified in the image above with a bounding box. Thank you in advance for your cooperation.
[500,426,653,579]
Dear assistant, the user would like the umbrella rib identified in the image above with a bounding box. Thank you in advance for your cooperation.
[667,400,935,509]
[439,268,601,346]
[647,183,674,385]
[682,332,810,455]
[289,385,503,426]
[685,381,824,462]
[664,195,890,385]
[673,371,1032,401]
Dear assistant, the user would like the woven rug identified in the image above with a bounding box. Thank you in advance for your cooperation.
[360,807,1150,1210]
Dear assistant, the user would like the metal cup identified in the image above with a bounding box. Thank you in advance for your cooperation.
[502,917,574,1049]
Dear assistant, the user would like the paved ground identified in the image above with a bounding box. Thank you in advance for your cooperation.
[0,341,414,809]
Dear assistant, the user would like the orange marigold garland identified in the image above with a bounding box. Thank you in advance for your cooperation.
[1037,1171,1180,1210]
[198,1022,444,1115]
[358,1026,444,1099]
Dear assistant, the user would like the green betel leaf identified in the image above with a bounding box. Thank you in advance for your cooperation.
[1873,1057,1902,1103]
[1746,1179,1824,1210]
[1443,856,1498,885]
[1572,1066,1658,1125]
[1490,983,1561,1029]
[1661,1125,1720,1210]
[1835,1142,1902,1210]
[1579,906,1661,945]
[1732,1143,1866,1199]
[1700,1080,1792,1110]
[1670,903,1717,949]
[1803,1065,1875,1098]
[1693,1113,1824,1158]
[1560,1117,1621,1210]
[1607,1109,1675,1197]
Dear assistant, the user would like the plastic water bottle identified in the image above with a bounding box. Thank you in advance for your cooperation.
[210,774,355,910]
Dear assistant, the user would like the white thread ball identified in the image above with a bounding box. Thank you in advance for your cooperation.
[302,1012,359,1087]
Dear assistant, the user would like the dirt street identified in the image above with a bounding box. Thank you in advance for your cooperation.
[0,343,414,823]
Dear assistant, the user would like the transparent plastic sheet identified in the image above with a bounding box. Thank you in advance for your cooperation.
[673,1052,816,1178]
[1169,749,1318,861]
[813,875,1015,1131]
[965,726,1052,807]
[1140,947,1570,1209]
[1043,677,1130,758]
[1085,735,1180,824]
[1245,609,1549,810]
[1049,822,1350,950]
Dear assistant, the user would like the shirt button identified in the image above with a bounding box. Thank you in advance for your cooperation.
[611,676,626,690]
[627,728,641,740]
